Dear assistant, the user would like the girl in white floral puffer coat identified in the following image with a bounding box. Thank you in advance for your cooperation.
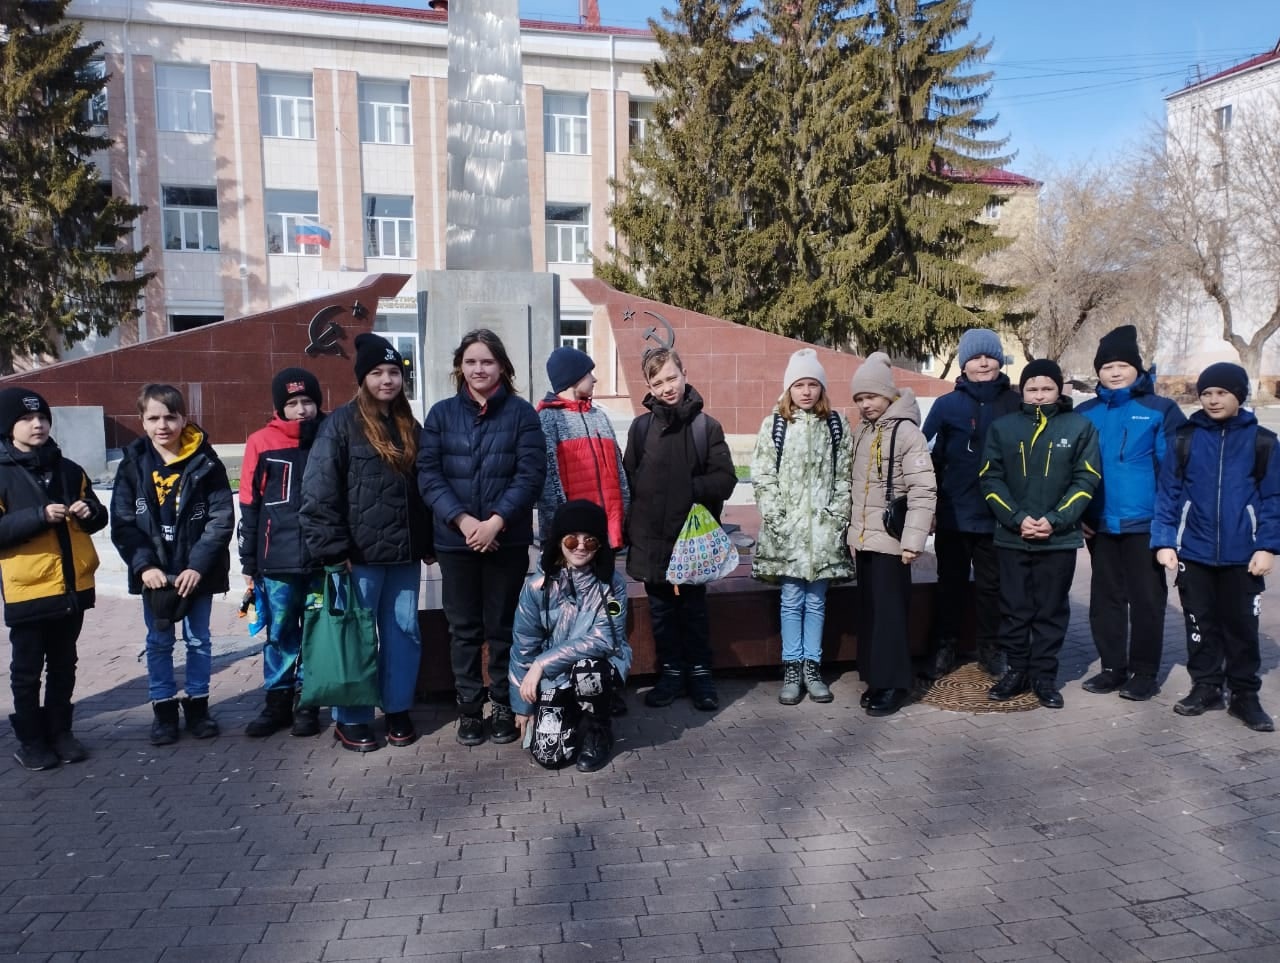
[751,350,854,706]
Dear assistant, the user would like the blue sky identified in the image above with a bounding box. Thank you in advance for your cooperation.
[503,0,1277,178]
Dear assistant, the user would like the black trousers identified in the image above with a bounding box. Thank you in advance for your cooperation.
[9,612,84,721]
[644,582,711,670]
[1176,560,1263,694]
[437,546,530,712]
[997,548,1076,683]
[933,529,1001,649]
[854,551,914,690]
[1087,532,1169,676]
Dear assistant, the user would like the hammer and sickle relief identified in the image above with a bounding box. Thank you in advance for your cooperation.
[641,310,676,353]
[306,305,346,357]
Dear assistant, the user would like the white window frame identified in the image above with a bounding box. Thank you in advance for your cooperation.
[83,58,108,127]
[260,73,314,140]
[545,204,590,264]
[268,214,322,256]
[162,186,219,252]
[364,196,414,259]
[559,319,590,354]
[1216,104,1233,131]
[156,65,213,134]
[359,81,411,145]
[544,93,588,155]
[629,100,654,146]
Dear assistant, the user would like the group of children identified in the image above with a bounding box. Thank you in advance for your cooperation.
[1,323,1275,773]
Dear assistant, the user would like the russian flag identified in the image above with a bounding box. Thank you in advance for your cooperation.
[293,223,332,248]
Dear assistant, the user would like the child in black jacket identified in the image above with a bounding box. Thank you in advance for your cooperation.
[0,389,108,771]
[111,384,233,746]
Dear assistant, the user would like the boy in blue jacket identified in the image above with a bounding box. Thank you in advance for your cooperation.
[1152,362,1277,732]
[1077,326,1185,701]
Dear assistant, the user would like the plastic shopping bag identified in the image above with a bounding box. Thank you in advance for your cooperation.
[298,566,380,709]
[664,503,740,586]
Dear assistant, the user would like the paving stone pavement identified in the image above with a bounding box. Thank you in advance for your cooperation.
[3,554,1280,963]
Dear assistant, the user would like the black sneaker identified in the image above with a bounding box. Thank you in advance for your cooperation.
[1174,683,1226,717]
[688,666,719,711]
[1228,694,1275,732]
[1118,674,1159,702]
[489,704,519,744]
[50,732,88,764]
[384,711,418,748]
[13,741,59,771]
[457,713,486,746]
[644,665,685,708]
[291,703,322,738]
[1082,668,1130,694]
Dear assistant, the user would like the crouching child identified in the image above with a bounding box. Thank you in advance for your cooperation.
[1153,362,1278,732]
[510,501,631,772]
[0,389,109,770]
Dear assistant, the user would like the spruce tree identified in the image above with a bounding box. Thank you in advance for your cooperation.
[0,0,150,374]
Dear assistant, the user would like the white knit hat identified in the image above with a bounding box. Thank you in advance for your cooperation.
[782,348,827,392]
[849,351,898,400]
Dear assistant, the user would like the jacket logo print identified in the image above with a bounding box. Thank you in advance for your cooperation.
[190,502,207,521]
[134,497,149,515]
[1058,438,1072,448]
[152,470,179,506]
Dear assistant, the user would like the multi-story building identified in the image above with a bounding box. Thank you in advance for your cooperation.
[71,0,663,403]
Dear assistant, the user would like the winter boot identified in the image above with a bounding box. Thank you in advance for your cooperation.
[245,688,294,738]
[688,665,719,711]
[924,640,957,681]
[181,696,220,739]
[1228,693,1276,733]
[976,640,1007,678]
[575,715,614,773]
[802,660,833,703]
[10,713,58,771]
[778,661,803,705]
[490,703,519,744]
[150,699,181,746]
[45,705,88,764]
[644,664,685,708]
[291,691,321,737]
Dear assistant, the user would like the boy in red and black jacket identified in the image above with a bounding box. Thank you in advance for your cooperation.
[238,368,326,738]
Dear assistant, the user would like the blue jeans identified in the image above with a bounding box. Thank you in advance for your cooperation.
[143,593,214,702]
[257,574,319,691]
[332,562,422,725]
[779,577,829,663]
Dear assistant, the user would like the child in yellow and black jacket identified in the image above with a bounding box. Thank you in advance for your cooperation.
[0,388,108,771]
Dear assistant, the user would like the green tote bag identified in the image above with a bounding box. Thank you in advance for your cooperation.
[298,566,381,709]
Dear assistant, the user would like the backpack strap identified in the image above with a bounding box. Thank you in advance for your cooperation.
[692,412,708,471]
[771,413,787,471]
[826,411,843,475]
[630,410,708,473]
[1175,422,1276,484]
[884,420,902,501]
[1174,422,1194,480]
[628,412,655,469]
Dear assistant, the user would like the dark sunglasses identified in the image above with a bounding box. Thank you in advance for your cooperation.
[561,534,600,552]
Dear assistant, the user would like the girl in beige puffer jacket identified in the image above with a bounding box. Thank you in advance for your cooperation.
[847,353,937,717]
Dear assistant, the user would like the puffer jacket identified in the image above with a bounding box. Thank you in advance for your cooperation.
[622,385,737,583]
[417,384,546,554]
[848,391,936,556]
[508,566,632,717]
[110,425,234,595]
[238,413,325,577]
[980,398,1102,552]
[0,439,107,625]
[536,395,630,549]
[922,373,1021,533]
[300,403,432,566]
[750,407,854,582]
[1151,408,1280,565]
[1076,371,1186,534]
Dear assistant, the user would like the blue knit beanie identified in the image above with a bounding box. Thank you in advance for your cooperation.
[1196,362,1249,404]
[547,347,595,394]
[957,328,1006,369]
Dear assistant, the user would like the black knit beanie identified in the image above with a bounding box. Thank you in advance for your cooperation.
[0,387,52,438]
[1093,325,1144,373]
[1196,362,1249,404]
[546,346,595,394]
[353,333,404,385]
[541,499,615,583]
[1019,359,1064,392]
[270,367,322,418]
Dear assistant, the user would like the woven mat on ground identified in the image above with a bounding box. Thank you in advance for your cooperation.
[916,662,1040,713]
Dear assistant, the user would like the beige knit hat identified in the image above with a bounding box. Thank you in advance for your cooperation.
[782,348,827,392]
[849,351,898,400]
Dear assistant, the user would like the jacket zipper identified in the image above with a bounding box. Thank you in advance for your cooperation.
[1045,442,1053,477]
[1216,427,1225,564]
[1019,441,1026,477]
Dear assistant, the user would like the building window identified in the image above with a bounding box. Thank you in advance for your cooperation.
[364,195,414,258]
[1216,104,1233,131]
[981,199,1002,220]
[1212,160,1228,190]
[169,314,223,332]
[156,64,213,133]
[162,186,220,252]
[544,93,588,155]
[545,204,590,264]
[359,80,410,145]
[559,318,590,353]
[265,189,322,255]
[375,314,419,400]
[260,72,314,139]
[82,58,108,127]
[629,100,654,146]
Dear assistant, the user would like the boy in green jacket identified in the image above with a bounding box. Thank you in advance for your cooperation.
[980,360,1101,708]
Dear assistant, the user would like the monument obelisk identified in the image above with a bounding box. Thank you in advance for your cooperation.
[417,0,559,404]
